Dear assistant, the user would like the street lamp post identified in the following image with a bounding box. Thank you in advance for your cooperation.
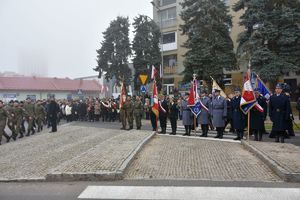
[151,1,164,93]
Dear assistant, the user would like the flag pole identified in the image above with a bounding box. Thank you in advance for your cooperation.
[248,111,250,142]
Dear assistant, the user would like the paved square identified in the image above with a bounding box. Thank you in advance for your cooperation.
[125,135,281,182]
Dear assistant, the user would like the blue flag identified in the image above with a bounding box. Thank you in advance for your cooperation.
[257,77,271,100]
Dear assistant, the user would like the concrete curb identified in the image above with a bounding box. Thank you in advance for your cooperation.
[241,141,300,183]
[45,131,156,182]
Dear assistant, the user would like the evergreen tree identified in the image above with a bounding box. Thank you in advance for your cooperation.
[132,15,161,90]
[234,0,300,82]
[94,16,131,85]
[180,0,236,84]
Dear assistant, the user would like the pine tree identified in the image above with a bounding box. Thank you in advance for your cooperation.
[233,0,300,82]
[180,0,236,84]
[94,16,131,85]
[132,15,161,90]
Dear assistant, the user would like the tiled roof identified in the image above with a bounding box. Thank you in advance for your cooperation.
[0,76,102,92]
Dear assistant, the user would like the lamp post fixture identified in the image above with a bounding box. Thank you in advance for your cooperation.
[151,1,164,92]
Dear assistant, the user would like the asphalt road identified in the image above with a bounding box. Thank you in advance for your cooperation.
[1,180,300,200]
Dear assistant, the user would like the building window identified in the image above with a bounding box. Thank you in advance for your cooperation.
[161,0,176,6]
[159,7,176,28]
[163,32,176,44]
[27,95,36,101]
[223,74,232,86]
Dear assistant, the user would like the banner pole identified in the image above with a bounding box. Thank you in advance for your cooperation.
[194,115,196,135]
[248,111,250,142]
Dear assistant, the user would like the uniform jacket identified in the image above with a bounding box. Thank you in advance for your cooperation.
[231,95,246,130]
[181,99,193,126]
[269,93,290,131]
[169,102,179,120]
[211,95,227,128]
[198,96,210,125]
[250,95,267,130]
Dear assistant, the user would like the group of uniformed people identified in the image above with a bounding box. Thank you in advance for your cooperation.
[0,97,59,145]
[0,82,296,145]
[145,83,295,144]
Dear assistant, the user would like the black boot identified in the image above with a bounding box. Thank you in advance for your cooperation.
[31,129,35,135]
[280,136,285,143]
[183,126,188,136]
[26,130,30,137]
[18,132,24,138]
[275,135,280,143]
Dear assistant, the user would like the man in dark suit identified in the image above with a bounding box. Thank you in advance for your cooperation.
[231,88,246,140]
[159,95,168,134]
[48,97,59,133]
[250,89,268,141]
[169,97,179,135]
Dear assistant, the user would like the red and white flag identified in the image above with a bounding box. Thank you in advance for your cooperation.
[151,80,159,118]
[151,65,158,80]
[240,66,263,114]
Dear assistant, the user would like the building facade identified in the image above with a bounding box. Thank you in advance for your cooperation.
[0,76,102,102]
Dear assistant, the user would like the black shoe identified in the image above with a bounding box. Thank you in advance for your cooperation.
[183,133,189,136]
[233,137,240,140]
[18,134,24,139]
[12,137,16,141]
[120,127,125,130]
[214,135,220,138]
[6,137,10,143]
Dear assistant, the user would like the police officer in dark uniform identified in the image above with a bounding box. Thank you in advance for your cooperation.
[159,94,168,134]
[269,83,291,143]
[48,96,59,133]
[169,97,179,135]
[232,88,246,140]
[250,89,268,141]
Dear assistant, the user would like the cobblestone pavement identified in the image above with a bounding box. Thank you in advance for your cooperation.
[0,123,152,181]
[248,141,300,173]
[125,135,281,182]
[49,131,152,174]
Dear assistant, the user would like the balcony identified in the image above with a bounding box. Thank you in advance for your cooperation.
[163,66,177,75]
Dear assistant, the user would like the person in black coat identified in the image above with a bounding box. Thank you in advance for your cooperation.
[48,97,59,133]
[168,97,179,135]
[231,88,246,140]
[159,95,169,134]
[250,89,268,141]
[269,84,291,143]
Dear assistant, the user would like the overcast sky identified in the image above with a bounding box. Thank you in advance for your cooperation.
[0,0,152,78]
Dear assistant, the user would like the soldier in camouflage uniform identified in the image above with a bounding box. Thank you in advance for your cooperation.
[35,100,46,132]
[0,100,11,145]
[5,100,16,138]
[125,96,134,130]
[13,101,27,139]
[24,98,36,136]
[133,96,143,130]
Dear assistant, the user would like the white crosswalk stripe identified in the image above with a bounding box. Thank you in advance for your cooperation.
[165,125,239,140]
[78,186,300,200]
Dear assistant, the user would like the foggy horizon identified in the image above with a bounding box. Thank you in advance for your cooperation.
[0,0,152,79]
